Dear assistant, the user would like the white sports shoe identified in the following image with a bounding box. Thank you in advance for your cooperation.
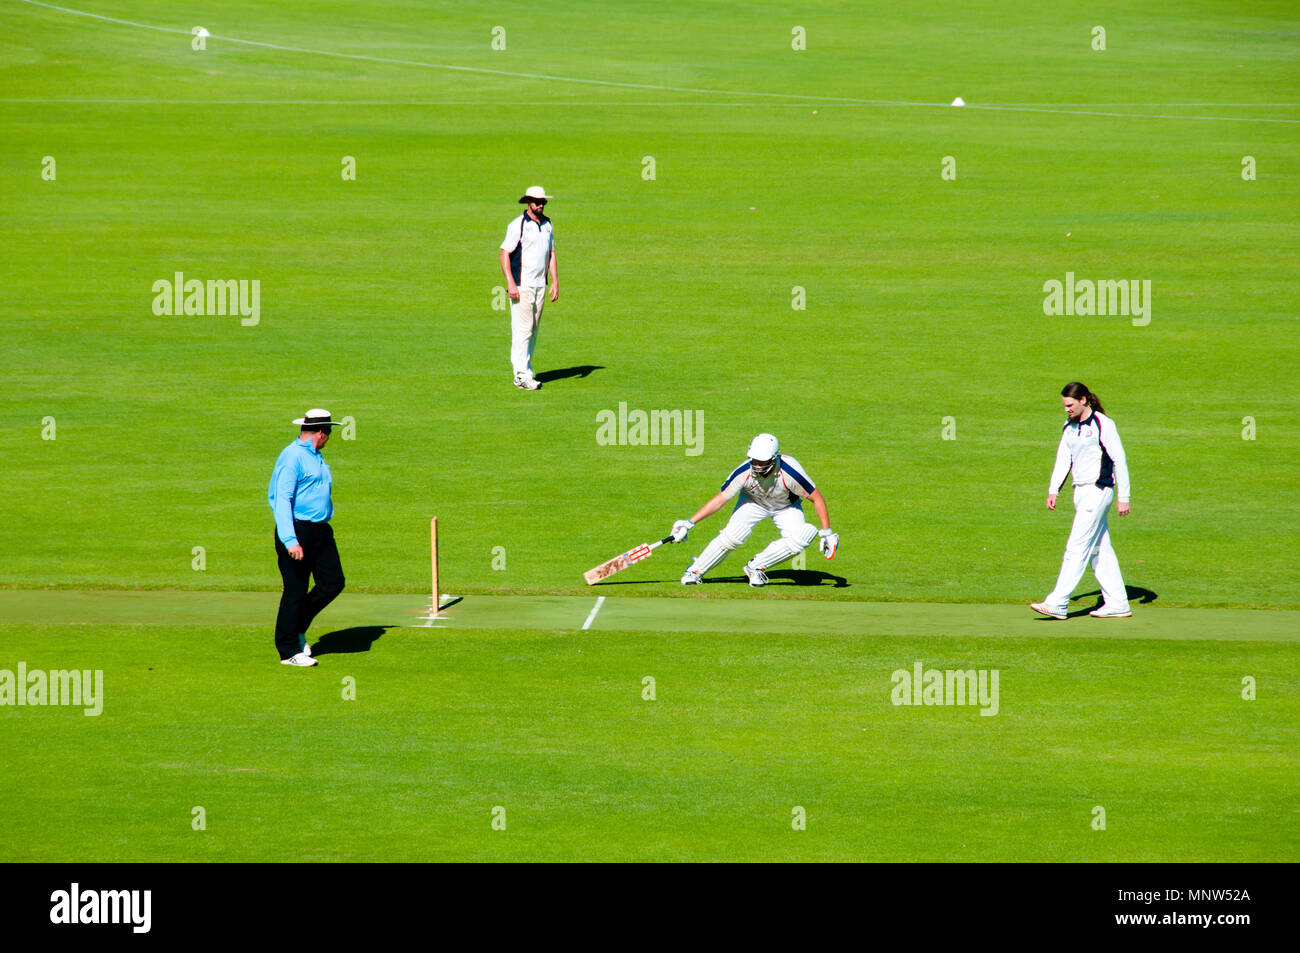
[743,561,768,587]
[1089,607,1132,618]
[514,373,541,390]
[299,634,311,657]
[680,568,701,586]
[1029,602,1066,620]
[281,652,317,667]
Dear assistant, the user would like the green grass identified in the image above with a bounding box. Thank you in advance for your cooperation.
[4,589,1300,641]
[1,621,1295,861]
[0,0,1297,861]
[2,0,1298,606]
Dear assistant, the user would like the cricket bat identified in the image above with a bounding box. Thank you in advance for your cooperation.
[583,536,675,585]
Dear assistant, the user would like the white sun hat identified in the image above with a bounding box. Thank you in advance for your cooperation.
[518,186,554,203]
[291,409,343,427]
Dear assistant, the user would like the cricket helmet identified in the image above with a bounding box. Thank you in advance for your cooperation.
[747,433,781,478]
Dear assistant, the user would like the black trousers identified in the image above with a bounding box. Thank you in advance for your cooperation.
[274,520,345,659]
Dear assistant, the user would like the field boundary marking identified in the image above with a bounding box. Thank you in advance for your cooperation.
[14,1,1299,124]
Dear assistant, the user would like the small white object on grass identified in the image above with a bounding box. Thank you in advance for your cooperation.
[952,97,965,107]
[195,27,211,38]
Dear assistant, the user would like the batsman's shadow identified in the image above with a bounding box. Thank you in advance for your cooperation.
[535,365,604,384]
[714,570,850,588]
[310,625,393,656]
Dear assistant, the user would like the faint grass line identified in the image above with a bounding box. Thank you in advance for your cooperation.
[962,103,1300,124]
[0,98,906,106]
[16,0,915,104]
[2,97,1295,123]
[16,1,1298,123]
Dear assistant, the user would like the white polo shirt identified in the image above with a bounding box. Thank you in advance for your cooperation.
[500,212,554,288]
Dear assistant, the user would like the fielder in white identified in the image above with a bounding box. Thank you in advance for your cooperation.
[671,434,838,587]
[498,186,558,390]
[1031,382,1133,619]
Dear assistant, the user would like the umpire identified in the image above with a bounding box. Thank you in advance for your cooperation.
[268,409,346,667]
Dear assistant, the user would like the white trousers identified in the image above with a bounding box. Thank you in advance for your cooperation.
[510,285,546,377]
[1044,485,1129,613]
[687,501,815,577]
[724,501,811,543]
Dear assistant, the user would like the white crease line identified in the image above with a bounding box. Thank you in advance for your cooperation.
[412,598,454,627]
[581,596,606,631]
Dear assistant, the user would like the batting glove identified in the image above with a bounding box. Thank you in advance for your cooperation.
[818,528,839,559]
[670,519,694,543]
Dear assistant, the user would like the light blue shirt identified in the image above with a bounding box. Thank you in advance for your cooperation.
[268,438,334,546]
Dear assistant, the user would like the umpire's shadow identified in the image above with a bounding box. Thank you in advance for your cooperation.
[535,365,604,385]
[310,625,393,656]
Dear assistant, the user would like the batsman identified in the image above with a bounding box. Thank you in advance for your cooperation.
[672,433,838,586]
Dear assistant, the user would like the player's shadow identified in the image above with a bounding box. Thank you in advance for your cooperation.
[594,570,848,587]
[310,625,392,656]
[536,365,604,384]
[1063,586,1158,618]
[714,570,850,588]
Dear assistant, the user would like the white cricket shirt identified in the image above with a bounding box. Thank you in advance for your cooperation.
[719,454,817,511]
[500,212,554,288]
[1049,410,1130,502]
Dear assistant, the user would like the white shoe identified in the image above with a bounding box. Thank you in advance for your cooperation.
[680,568,701,586]
[1090,607,1132,618]
[1029,602,1066,620]
[743,561,768,587]
[281,652,317,667]
[514,373,541,390]
[299,634,311,657]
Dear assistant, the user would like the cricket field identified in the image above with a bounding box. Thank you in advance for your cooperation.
[1,0,1297,863]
